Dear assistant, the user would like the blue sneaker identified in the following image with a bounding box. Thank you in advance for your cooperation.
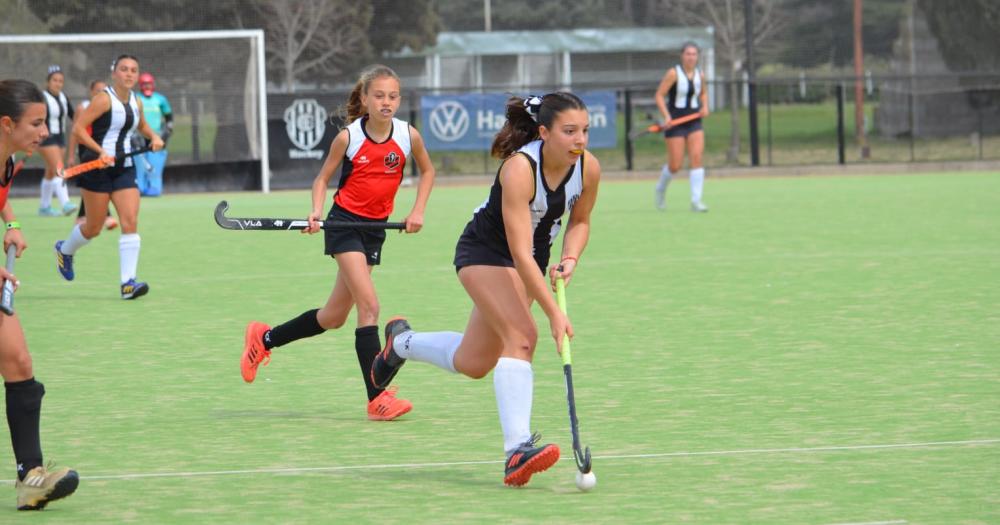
[54,241,74,281]
[121,279,149,300]
[39,206,60,217]
[60,202,78,216]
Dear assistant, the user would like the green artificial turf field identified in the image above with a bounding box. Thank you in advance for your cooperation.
[1,171,997,523]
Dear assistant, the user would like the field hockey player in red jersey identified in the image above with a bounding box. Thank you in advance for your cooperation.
[0,79,79,511]
[241,64,436,421]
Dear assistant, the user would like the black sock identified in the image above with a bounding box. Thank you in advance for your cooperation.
[264,309,325,350]
[5,378,44,481]
[355,325,383,401]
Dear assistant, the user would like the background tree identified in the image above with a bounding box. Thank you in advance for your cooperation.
[776,0,903,69]
[251,0,373,92]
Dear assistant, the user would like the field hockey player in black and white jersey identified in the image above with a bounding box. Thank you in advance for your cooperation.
[654,42,710,212]
[371,93,601,487]
[37,65,77,217]
[54,55,163,300]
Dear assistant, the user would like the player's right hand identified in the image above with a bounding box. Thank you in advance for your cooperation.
[303,211,323,234]
[99,154,115,167]
[548,310,574,355]
[0,268,18,292]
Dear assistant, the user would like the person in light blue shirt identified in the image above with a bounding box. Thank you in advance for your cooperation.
[135,72,172,196]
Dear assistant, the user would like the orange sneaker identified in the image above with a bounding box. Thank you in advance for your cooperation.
[241,321,271,383]
[503,433,560,487]
[367,386,412,421]
[104,216,118,230]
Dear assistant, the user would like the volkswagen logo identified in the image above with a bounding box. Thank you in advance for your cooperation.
[428,101,470,142]
[284,99,327,151]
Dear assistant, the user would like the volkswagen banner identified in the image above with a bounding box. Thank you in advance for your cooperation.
[420,91,617,151]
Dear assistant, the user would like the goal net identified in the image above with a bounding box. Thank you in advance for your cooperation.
[0,30,270,191]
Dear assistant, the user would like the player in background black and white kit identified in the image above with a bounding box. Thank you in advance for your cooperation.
[37,65,77,217]
[371,93,601,487]
[0,79,80,511]
[54,55,163,300]
[654,42,710,212]
[67,79,118,231]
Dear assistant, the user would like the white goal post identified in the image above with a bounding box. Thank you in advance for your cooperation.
[0,30,271,192]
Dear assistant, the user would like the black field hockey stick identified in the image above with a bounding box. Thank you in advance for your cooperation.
[555,275,593,474]
[1,245,16,316]
[214,201,407,231]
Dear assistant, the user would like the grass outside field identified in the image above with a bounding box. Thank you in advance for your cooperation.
[429,102,999,174]
[1,171,998,523]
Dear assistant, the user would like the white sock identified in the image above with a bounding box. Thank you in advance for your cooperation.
[394,331,460,373]
[690,167,705,203]
[53,177,71,206]
[59,224,90,255]
[656,165,673,194]
[39,179,53,209]
[119,233,141,283]
[494,357,533,454]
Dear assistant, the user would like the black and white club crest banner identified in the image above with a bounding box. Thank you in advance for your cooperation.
[284,99,327,159]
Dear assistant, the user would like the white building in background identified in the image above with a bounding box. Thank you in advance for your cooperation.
[383,27,715,95]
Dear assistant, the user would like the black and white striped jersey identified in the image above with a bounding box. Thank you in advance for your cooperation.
[464,139,584,268]
[667,65,702,115]
[88,87,139,168]
[43,90,73,135]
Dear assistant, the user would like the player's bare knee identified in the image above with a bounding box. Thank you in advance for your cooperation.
[669,161,683,173]
[80,223,102,238]
[317,309,347,330]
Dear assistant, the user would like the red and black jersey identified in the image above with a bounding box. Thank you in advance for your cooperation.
[0,156,16,212]
[333,116,411,219]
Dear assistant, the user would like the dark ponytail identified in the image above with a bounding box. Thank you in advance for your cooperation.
[0,79,45,121]
[490,92,587,159]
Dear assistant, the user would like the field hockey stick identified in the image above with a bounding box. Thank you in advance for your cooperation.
[214,201,407,231]
[555,275,593,474]
[62,146,153,179]
[627,112,702,139]
[1,245,17,316]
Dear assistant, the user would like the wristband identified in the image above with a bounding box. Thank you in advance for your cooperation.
[5,221,20,231]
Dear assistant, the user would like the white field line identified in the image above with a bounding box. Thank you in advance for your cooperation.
[824,520,908,525]
[0,438,994,484]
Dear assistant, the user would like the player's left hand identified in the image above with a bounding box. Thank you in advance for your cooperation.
[700,107,710,118]
[549,258,577,290]
[404,212,423,234]
[3,229,27,257]
[150,135,165,152]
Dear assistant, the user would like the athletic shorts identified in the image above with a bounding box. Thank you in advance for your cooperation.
[453,224,549,275]
[40,133,65,148]
[324,204,387,265]
[664,111,703,139]
[76,166,137,193]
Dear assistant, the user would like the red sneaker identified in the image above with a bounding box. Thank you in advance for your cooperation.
[241,322,271,383]
[367,386,412,421]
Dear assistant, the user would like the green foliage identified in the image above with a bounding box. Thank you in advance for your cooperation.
[916,0,1000,73]
[777,0,905,68]
[370,0,442,55]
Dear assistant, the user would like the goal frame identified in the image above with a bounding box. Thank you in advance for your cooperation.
[0,29,272,193]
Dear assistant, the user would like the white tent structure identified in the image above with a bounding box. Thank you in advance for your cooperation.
[385,27,715,92]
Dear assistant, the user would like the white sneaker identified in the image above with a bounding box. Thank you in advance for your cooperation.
[690,201,709,213]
